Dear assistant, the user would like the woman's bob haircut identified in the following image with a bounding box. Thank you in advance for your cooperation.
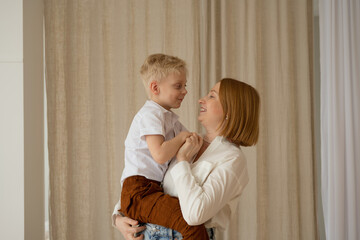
[218,78,260,147]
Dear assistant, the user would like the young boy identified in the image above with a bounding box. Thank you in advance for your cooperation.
[119,54,209,240]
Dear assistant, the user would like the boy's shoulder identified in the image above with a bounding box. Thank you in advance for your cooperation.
[137,101,163,116]
[132,101,166,125]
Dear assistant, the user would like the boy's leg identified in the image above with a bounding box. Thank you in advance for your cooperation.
[145,191,209,240]
[121,176,209,240]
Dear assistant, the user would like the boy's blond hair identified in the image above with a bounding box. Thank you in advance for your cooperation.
[140,54,187,97]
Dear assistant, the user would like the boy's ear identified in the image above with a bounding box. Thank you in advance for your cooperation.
[150,81,160,95]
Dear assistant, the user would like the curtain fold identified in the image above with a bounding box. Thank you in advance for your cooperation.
[319,0,360,239]
[45,1,317,239]
[255,0,317,239]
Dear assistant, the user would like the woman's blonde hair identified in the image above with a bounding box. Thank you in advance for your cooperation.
[219,78,260,147]
[140,54,187,97]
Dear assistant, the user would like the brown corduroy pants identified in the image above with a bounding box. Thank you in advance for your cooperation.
[120,175,209,240]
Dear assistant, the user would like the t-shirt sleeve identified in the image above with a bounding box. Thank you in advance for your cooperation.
[138,111,165,139]
[178,122,188,132]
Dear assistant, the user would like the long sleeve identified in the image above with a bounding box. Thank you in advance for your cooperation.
[112,200,121,227]
[170,154,248,226]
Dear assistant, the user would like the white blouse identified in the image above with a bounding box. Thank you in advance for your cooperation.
[113,136,249,231]
[163,136,249,231]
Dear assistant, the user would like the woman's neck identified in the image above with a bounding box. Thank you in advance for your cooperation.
[193,140,210,163]
[194,129,220,163]
[203,129,220,143]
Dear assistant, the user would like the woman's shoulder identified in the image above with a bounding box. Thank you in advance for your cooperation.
[214,136,244,157]
[201,136,246,167]
[216,137,249,181]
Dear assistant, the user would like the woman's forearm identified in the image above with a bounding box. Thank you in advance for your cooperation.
[171,160,248,226]
[171,162,223,225]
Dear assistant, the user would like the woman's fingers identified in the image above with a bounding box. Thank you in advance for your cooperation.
[188,134,202,154]
[194,133,202,145]
[189,134,202,148]
[125,226,145,240]
[132,235,144,240]
[188,133,201,143]
[189,133,202,147]
[177,133,203,162]
[132,225,146,234]
[115,215,146,240]
[126,228,145,240]
[122,217,139,226]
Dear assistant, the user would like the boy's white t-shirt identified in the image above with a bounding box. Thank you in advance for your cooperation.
[120,100,187,184]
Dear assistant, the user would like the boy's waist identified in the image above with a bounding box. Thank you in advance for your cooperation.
[122,175,162,187]
[121,157,173,184]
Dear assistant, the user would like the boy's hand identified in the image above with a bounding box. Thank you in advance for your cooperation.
[145,132,194,164]
[176,133,203,162]
[177,131,193,142]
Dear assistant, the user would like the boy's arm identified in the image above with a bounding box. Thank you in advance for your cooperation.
[146,132,192,164]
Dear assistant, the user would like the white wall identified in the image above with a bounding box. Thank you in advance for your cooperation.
[0,0,44,239]
[0,1,24,239]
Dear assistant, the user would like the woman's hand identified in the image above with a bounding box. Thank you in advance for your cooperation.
[115,215,146,240]
[176,133,203,162]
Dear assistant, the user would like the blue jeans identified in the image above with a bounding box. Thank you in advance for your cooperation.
[141,223,215,240]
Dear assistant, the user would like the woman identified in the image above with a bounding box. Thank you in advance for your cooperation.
[113,78,260,240]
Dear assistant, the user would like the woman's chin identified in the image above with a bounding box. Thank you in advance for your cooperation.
[198,116,204,124]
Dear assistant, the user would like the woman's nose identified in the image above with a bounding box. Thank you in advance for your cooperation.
[198,97,205,104]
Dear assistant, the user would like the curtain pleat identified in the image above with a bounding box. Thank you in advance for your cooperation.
[45,1,317,239]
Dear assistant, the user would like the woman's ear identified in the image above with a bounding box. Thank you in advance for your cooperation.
[150,81,160,95]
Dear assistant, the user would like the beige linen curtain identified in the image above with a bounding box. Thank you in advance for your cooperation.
[45,0,317,239]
